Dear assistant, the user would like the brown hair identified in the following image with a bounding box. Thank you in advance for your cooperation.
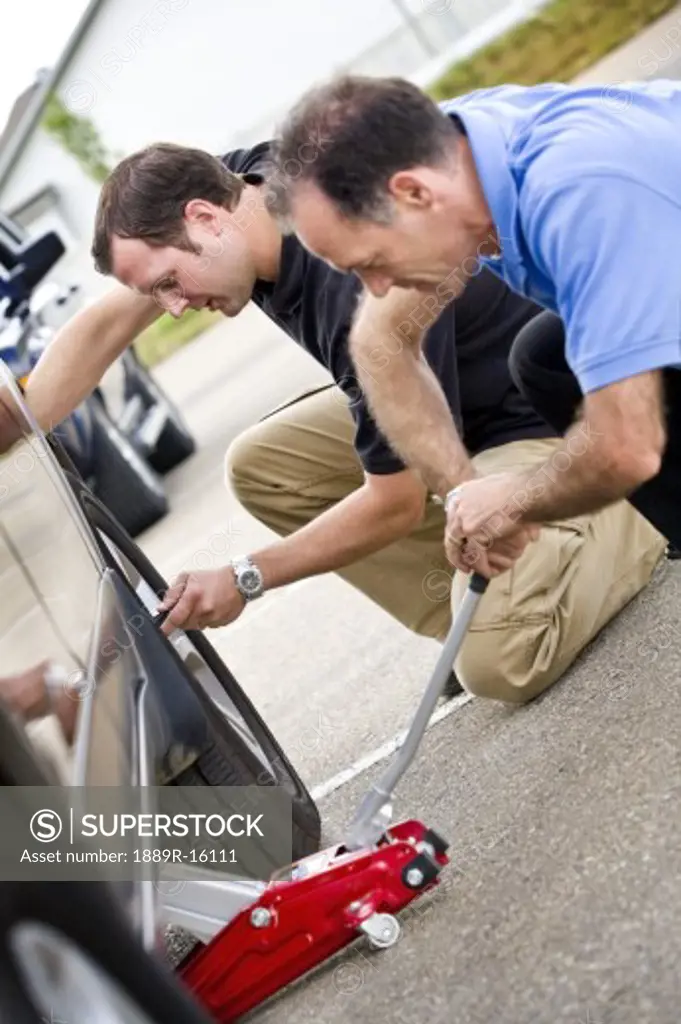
[269,74,461,224]
[91,142,245,274]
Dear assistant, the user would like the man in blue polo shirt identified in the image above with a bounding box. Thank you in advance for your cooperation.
[269,75,681,578]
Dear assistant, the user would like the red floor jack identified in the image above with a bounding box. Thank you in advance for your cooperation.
[173,572,489,1020]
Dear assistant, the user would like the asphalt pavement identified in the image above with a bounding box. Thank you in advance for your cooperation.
[138,10,681,1021]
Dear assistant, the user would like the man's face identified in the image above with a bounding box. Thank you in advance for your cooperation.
[288,178,484,298]
[110,200,257,318]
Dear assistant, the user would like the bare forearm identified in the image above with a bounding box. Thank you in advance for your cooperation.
[352,345,473,497]
[253,482,423,589]
[447,374,666,564]
[510,421,649,523]
[349,288,472,498]
[24,289,161,432]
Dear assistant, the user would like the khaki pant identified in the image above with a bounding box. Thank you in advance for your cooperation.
[226,385,667,704]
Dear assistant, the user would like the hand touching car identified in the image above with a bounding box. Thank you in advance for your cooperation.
[156,568,247,635]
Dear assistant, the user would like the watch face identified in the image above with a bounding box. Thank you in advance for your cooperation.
[240,568,261,593]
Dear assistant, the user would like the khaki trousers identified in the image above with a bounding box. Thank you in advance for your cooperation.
[226,385,667,704]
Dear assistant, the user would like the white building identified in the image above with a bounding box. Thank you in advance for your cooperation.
[0,0,547,296]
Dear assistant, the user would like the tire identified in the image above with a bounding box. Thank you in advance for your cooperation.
[65,476,322,862]
[0,707,214,1024]
[88,397,169,538]
[123,351,196,474]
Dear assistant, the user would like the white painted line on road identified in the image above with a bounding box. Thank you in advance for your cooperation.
[310,690,473,801]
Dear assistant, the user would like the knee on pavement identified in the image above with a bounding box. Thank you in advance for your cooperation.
[454,616,568,706]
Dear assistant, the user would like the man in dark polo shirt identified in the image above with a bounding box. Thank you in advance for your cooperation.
[19,140,666,705]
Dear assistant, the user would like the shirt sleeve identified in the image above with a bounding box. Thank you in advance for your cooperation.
[219,140,274,178]
[525,173,681,393]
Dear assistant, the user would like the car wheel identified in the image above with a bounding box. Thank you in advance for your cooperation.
[123,351,196,474]
[88,397,169,537]
[0,705,215,1024]
[65,475,322,862]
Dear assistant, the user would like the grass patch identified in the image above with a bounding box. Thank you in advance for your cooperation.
[429,0,678,100]
[134,307,221,368]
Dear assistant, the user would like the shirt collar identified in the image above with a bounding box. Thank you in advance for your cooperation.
[253,233,301,314]
[239,171,301,310]
[444,104,528,292]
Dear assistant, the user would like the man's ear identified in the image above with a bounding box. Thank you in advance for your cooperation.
[387,170,435,210]
[183,198,222,233]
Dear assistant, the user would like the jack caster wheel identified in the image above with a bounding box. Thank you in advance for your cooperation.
[361,913,401,950]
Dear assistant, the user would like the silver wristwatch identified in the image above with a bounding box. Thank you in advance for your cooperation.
[444,486,463,515]
[230,556,265,601]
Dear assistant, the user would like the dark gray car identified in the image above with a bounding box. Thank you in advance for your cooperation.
[0,363,320,1022]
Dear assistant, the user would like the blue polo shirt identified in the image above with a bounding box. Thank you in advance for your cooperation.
[440,81,681,393]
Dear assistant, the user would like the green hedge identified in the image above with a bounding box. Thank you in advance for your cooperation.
[134,308,220,368]
[429,0,678,99]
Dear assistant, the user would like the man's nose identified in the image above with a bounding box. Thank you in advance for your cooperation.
[359,271,394,298]
[167,295,190,318]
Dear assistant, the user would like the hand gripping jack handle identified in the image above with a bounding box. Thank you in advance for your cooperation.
[177,572,489,1021]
